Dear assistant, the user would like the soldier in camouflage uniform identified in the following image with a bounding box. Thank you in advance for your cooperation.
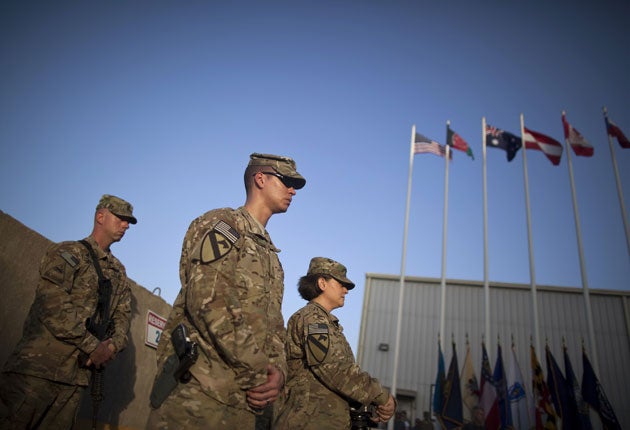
[0,194,136,430]
[276,257,397,430]
[147,153,306,429]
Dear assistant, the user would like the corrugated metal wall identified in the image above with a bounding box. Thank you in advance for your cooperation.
[357,273,630,429]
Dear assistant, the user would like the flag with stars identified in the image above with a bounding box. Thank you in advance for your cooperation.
[486,124,522,162]
[414,132,453,159]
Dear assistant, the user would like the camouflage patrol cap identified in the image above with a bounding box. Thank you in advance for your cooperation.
[96,194,137,224]
[306,257,355,290]
[248,153,306,190]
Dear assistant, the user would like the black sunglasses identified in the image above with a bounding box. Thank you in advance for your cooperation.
[259,171,297,189]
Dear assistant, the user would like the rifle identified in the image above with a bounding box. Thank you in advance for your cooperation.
[79,240,115,430]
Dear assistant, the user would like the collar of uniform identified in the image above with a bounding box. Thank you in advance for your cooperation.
[308,301,340,325]
[83,235,108,260]
[237,206,280,252]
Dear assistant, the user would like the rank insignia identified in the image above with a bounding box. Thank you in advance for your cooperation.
[200,220,240,263]
[307,323,330,364]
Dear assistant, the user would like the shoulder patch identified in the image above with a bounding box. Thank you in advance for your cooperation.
[307,323,330,364]
[199,220,241,263]
[60,251,80,268]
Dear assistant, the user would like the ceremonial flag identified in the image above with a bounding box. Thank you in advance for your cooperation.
[441,342,464,429]
[523,127,563,166]
[486,124,522,162]
[447,125,474,159]
[582,349,621,429]
[479,342,500,429]
[508,344,532,430]
[563,346,592,430]
[562,112,594,157]
[461,341,480,422]
[531,345,557,429]
[493,344,513,429]
[546,346,576,428]
[605,116,630,149]
[415,133,452,158]
[434,340,446,417]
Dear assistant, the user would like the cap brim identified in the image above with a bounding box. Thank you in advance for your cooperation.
[334,276,355,290]
[114,213,137,224]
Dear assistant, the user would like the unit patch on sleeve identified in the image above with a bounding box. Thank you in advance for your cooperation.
[307,323,330,364]
[199,220,240,263]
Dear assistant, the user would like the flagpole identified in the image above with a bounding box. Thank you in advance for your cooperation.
[389,125,416,430]
[520,113,541,356]
[563,111,600,374]
[482,117,491,357]
[603,106,630,256]
[440,123,451,341]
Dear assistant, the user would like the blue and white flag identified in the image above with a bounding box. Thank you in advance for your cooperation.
[507,344,532,430]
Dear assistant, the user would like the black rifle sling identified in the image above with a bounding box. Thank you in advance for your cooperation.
[79,239,112,331]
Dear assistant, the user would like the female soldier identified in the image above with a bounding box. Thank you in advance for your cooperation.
[276,257,396,429]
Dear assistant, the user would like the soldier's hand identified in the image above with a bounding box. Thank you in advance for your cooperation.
[86,338,116,369]
[246,364,284,409]
[375,394,396,422]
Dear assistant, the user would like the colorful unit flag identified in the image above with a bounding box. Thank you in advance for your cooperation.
[479,342,500,429]
[447,125,474,159]
[531,345,557,429]
[434,340,446,417]
[507,344,532,430]
[546,346,576,427]
[581,349,621,430]
[523,127,563,165]
[440,342,464,429]
[493,344,513,429]
[605,116,630,149]
[563,346,592,430]
[414,133,452,158]
[562,112,594,157]
[460,341,480,422]
[486,124,522,162]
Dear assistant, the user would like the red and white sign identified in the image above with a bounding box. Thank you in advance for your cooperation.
[145,310,167,349]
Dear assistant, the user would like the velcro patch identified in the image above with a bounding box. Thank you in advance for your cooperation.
[307,323,330,364]
[60,251,79,268]
[199,220,240,263]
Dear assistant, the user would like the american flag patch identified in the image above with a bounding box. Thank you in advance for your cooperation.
[308,323,328,335]
[214,220,239,244]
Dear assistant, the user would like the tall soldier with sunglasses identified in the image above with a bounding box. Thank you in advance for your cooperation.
[148,153,306,430]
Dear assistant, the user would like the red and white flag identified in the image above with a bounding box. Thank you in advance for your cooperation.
[606,116,630,149]
[562,112,594,157]
[523,127,563,165]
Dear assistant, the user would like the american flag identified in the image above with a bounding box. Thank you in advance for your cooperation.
[414,133,452,158]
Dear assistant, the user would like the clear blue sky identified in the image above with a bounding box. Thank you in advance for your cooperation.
[1,1,629,354]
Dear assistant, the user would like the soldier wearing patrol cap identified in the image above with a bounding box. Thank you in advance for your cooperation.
[276,257,397,430]
[148,153,305,429]
[0,194,135,430]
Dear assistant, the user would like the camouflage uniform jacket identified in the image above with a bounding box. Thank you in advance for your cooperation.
[3,235,132,386]
[277,301,390,430]
[156,206,287,410]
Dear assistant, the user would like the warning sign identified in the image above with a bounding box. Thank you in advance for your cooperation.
[146,310,167,349]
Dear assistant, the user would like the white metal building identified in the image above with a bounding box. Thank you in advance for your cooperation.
[356,273,630,429]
